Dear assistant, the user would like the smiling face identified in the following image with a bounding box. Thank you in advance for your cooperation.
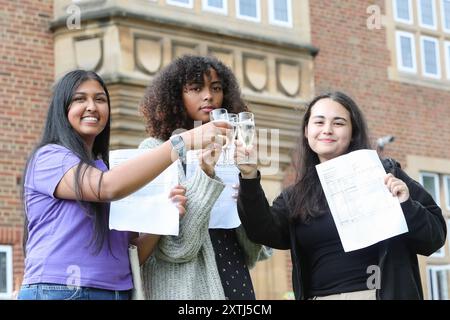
[305,98,353,163]
[67,79,109,150]
[182,68,224,123]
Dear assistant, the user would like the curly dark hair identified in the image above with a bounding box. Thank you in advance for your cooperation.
[140,55,247,140]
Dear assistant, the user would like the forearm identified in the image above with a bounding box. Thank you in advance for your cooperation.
[240,170,258,179]
[101,141,174,200]
[238,173,291,249]
[103,123,225,199]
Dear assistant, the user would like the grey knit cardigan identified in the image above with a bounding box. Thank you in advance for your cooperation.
[139,137,272,300]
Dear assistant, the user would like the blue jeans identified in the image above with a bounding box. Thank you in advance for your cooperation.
[18,283,131,300]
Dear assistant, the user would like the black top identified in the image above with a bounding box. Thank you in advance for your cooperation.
[209,228,255,300]
[237,159,446,299]
[295,211,378,298]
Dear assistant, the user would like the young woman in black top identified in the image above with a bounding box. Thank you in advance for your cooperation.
[235,91,446,300]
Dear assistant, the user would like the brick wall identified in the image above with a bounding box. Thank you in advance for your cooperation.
[310,0,450,164]
[0,0,53,292]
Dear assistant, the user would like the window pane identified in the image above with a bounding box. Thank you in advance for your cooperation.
[423,39,438,74]
[274,0,288,22]
[436,270,449,300]
[208,0,223,8]
[420,0,434,25]
[448,44,450,60]
[400,36,413,67]
[444,0,450,30]
[422,175,437,200]
[169,0,190,4]
[240,0,257,17]
[428,269,435,298]
[0,252,6,293]
[448,44,450,72]
[396,0,410,20]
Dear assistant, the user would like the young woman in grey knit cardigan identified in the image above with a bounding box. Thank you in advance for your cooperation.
[138,55,272,300]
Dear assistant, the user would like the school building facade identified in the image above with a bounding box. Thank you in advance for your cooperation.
[0,0,449,299]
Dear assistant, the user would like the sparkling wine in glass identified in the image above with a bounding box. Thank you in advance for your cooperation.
[209,108,230,164]
[238,112,255,163]
[226,113,239,164]
[209,108,229,123]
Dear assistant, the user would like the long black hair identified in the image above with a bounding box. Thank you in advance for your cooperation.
[289,91,371,223]
[140,55,247,141]
[23,70,111,255]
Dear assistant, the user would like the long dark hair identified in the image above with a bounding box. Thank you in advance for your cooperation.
[289,92,371,223]
[23,70,111,255]
[140,55,247,140]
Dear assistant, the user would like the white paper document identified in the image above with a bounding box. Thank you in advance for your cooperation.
[315,149,408,252]
[186,150,241,229]
[109,149,179,235]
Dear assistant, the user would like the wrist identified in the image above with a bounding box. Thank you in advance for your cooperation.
[200,164,215,177]
[241,170,258,179]
[169,134,186,163]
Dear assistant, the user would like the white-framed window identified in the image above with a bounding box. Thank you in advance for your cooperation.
[166,0,193,9]
[396,31,417,73]
[418,0,437,29]
[394,0,414,24]
[444,175,450,210]
[202,0,227,15]
[268,0,293,27]
[427,265,450,300]
[419,172,441,205]
[420,36,441,78]
[445,41,450,79]
[441,0,450,33]
[448,220,450,255]
[0,245,13,299]
[236,0,261,22]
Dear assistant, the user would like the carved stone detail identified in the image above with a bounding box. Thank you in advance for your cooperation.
[243,55,267,92]
[74,36,103,71]
[135,36,163,75]
[277,60,301,97]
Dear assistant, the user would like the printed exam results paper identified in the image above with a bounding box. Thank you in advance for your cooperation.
[186,150,241,229]
[109,149,179,235]
[316,149,408,252]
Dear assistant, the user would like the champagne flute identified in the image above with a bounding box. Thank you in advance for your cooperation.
[237,112,255,164]
[227,113,239,164]
[209,108,229,123]
[209,108,230,164]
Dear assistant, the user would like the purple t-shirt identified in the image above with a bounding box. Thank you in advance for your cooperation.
[23,144,132,290]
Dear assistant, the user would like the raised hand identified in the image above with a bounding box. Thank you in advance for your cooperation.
[234,140,257,179]
[384,173,410,203]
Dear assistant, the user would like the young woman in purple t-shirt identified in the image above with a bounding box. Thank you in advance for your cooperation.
[18,70,229,300]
